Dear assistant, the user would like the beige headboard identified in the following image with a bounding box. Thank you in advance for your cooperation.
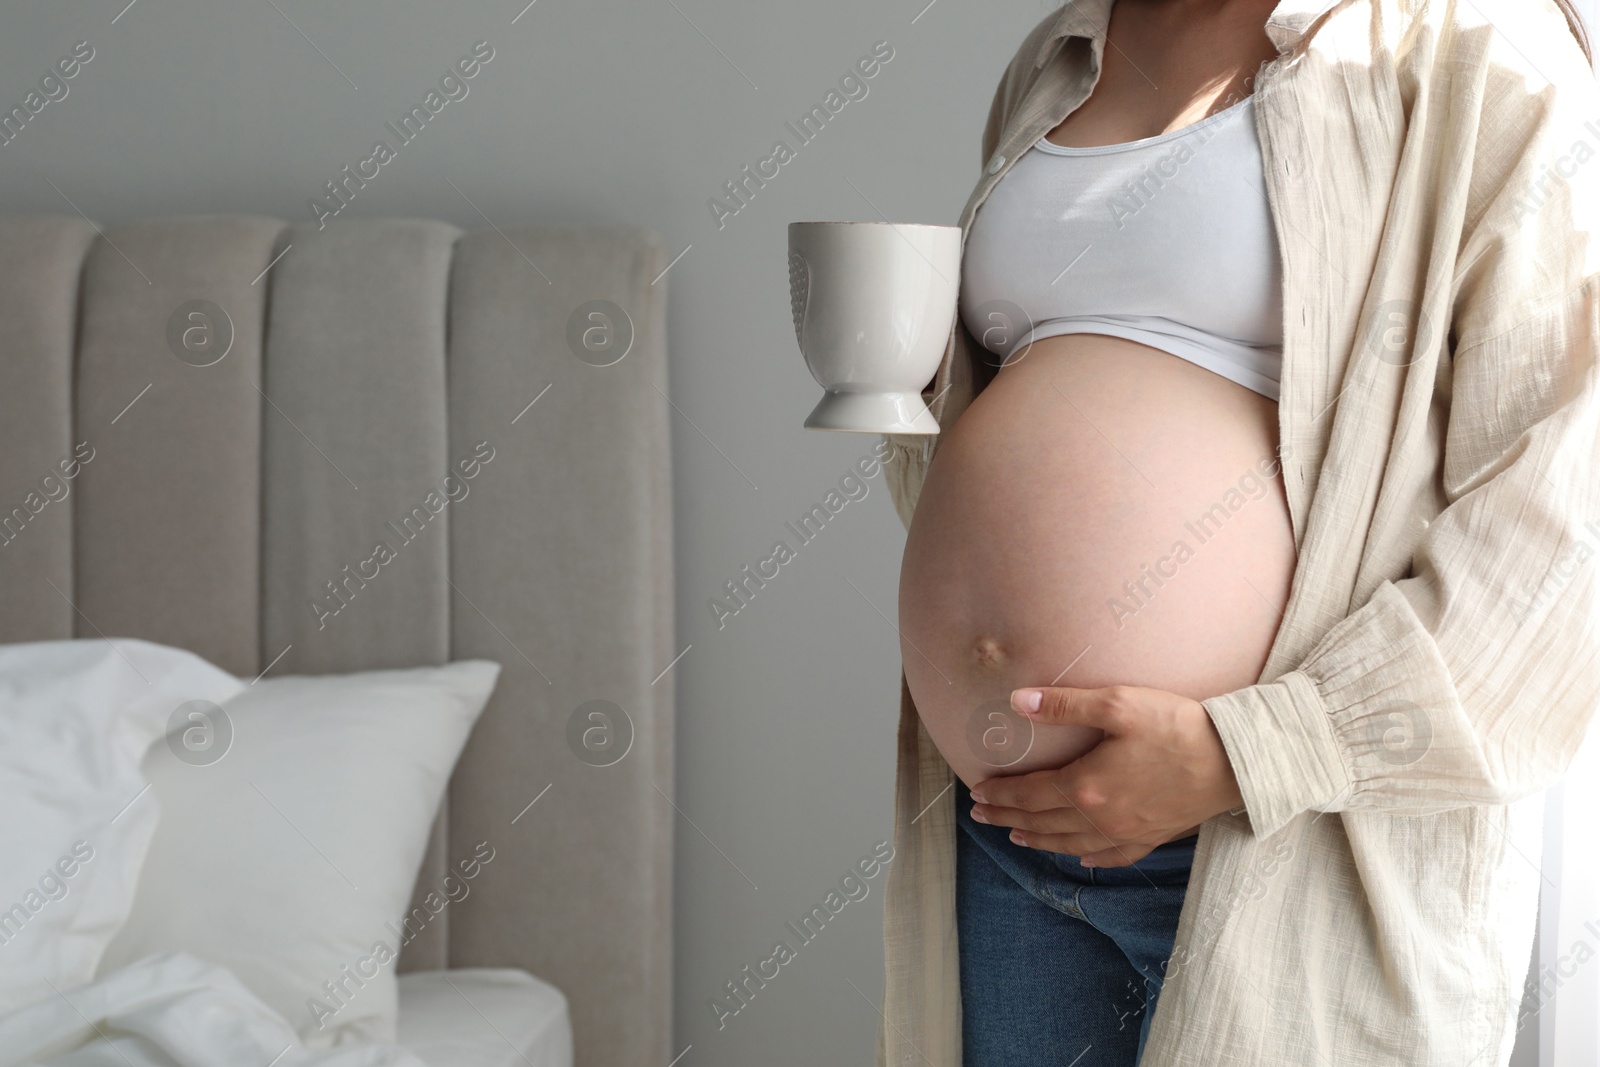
[0,215,674,1067]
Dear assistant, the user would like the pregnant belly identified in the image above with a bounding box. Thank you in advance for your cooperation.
[898,335,1297,789]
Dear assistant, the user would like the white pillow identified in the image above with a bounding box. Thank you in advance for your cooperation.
[0,638,244,1011]
[98,660,499,1049]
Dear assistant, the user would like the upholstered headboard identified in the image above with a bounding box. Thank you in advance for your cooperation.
[0,215,674,1067]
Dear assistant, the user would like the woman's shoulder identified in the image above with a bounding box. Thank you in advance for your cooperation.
[1396,0,1597,188]
[979,6,1084,161]
[998,6,1077,91]
[1373,0,1587,77]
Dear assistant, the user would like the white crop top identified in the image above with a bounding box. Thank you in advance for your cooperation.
[959,94,1284,400]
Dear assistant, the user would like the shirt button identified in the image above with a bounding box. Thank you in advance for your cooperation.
[987,153,1006,175]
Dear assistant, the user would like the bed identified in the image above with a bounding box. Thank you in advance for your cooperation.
[0,215,675,1067]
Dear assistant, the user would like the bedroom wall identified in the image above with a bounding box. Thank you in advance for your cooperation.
[0,1,1050,1063]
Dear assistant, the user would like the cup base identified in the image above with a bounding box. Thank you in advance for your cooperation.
[803,390,940,434]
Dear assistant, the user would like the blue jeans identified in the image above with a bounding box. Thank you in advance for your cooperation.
[955,778,1197,1066]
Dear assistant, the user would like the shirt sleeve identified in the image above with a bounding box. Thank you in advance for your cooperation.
[1203,11,1600,840]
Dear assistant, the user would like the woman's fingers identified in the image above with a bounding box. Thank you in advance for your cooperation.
[1006,829,1154,865]
[1009,684,1142,733]
[970,766,1073,812]
[1076,842,1155,868]
[971,801,1092,836]
[1005,828,1112,855]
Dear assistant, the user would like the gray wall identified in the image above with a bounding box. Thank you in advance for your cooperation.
[0,1,1045,1063]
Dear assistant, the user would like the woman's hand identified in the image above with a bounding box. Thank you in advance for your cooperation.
[967,684,1243,867]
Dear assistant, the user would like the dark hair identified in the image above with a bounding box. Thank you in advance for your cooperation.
[1553,0,1593,67]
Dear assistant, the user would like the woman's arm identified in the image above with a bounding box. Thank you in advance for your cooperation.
[1204,15,1600,840]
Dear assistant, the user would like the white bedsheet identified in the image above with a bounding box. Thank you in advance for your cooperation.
[395,969,572,1067]
[0,953,426,1067]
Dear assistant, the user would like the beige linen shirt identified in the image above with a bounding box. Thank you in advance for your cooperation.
[877,1,1600,1064]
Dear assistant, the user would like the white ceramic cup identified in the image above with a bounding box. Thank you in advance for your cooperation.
[788,221,961,434]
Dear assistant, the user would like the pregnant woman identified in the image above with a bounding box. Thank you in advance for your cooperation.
[878,1,1600,1065]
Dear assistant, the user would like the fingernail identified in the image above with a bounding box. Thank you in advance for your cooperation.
[1080,858,1097,868]
[969,788,987,804]
[1009,829,1025,845]
[969,806,989,824]
[1013,689,1042,715]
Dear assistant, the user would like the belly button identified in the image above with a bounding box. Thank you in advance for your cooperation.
[972,636,1008,670]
